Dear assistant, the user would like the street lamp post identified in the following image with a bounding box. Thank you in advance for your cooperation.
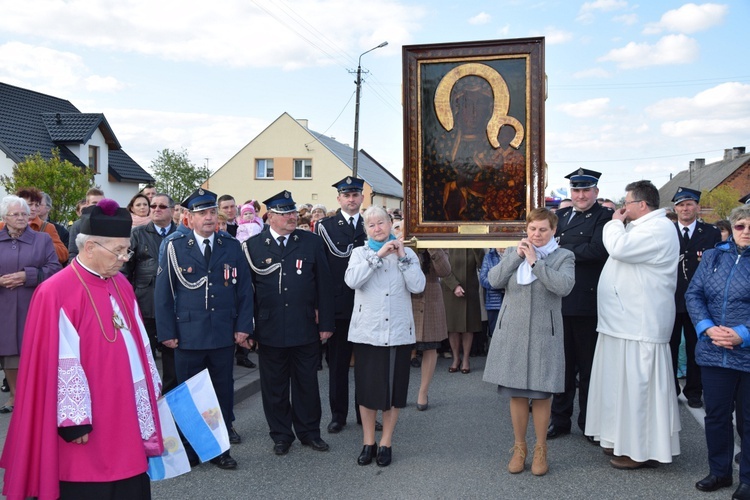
[352,41,388,179]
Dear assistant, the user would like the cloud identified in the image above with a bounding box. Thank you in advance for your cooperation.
[661,117,750,137]
[572,67,612,79]
[497,24,511,37]
[101,108,269,171]
[598,34,699,68]
[530,27,573,45]
[613,13,639,25]
[557,97,610,118]
[577,0,629,23]
[643,2,728,35]
[468,12,491,25]
[0,42,124,95]
[0,0,424,70]
[648,82,750,122]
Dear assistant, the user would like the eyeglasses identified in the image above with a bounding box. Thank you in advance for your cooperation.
[150,204,171,210]
[734,224,750,232]
[624,200,643,205]
[5,212,30,219]
[93,241,134,261]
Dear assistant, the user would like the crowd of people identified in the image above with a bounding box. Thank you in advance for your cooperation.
[0,169,748,499]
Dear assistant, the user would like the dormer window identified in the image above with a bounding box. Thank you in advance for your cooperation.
[88,145,99,174]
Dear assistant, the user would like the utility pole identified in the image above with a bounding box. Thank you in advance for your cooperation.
[352,41,388,179]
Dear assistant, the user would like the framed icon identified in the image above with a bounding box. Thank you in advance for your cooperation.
[402,37,545,245]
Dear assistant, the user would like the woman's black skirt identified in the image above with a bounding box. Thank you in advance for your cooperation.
[353,343,413,411]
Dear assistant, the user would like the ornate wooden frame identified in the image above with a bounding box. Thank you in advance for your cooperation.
[402,37,545,246]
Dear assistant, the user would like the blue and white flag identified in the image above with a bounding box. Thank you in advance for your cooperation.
[147,397,191,481]
[165,369,230,463]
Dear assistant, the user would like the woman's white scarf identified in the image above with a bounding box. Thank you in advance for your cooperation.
[516,238,558,285]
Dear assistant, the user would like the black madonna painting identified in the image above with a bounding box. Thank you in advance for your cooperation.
[403,38,545,241]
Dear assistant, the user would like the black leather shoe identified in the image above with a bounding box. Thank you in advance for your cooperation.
[696,474,733,492]
[327,421,345,434]
[301,437,330,452]
[585,435,597,444]
[273,441,291,456]
[210,452,237,470]
[236,357,256,368]
[358,444,376,466]
[376,446,392,467]
[688,398,704,409]
[228,427,241,444]
[733,482,750,500]
[546,424,570,439]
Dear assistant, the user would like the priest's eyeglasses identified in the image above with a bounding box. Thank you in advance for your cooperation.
[93,241,134,261]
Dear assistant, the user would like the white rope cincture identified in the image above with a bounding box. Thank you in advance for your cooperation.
[242,243,283,294]
[317,222,354,258]
[167,240,209,308]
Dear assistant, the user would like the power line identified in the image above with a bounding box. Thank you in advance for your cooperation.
[304,90,357,148]
[551,75,750,90]
[549,149,727,163]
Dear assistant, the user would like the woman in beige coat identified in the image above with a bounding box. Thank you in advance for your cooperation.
[411,249,450,410]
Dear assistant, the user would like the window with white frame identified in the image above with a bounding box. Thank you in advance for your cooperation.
[294,159,312,179]
[88,145,99,174]
[256,159,274,179]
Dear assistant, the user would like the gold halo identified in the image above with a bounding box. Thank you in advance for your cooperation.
[434,62,524,149]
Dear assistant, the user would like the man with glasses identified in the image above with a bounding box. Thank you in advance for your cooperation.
[243,190,334,456]
[1,199,163,500]
[123,193,178,391]
[548,169,612,442]
[155,188,253,470]
[586,180,681,469]
[668,187,721,409]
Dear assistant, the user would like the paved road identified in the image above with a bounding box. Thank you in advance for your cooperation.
[0,355,738,499]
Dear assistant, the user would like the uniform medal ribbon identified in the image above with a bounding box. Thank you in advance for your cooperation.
[296,259,303,275]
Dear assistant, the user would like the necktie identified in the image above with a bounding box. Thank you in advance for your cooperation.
[160,227,167,237]
[203,239,211,264]
[349,216,355,232]
[277,236,286,249]
[682,227,690,250]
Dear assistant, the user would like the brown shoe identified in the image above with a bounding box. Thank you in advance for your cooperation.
[531,443,548,476]
[603,447,614,456]
[508,442,527,474]
[610,456,658,470]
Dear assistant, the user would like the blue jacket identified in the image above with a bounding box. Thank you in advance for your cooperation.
[686,239,750,372]
[479,249,504,311]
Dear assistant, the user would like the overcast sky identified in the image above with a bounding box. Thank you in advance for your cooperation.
[1,0,747,201]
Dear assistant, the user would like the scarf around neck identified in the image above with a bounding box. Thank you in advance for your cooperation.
[367,234,396,252]
[516,237,559,285]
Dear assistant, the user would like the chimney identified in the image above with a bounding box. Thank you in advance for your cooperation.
[694,158,705,169]
[689,160,694,182]
[734,146,746,157]
[296,119,309,129]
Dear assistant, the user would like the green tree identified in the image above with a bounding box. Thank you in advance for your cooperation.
[151,148,210,203]
[0,149,95,223]
[701,185,740,221]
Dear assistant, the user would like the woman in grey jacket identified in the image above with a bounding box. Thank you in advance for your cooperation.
[345,206,425,467]
[483,208,575,476]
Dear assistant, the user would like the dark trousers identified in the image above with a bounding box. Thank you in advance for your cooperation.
[328,318,355,425]
[550,315,598,432]
[702,365,750,483]
[259,341,322,443]
[174,345,235,431]
[670,312,702,400]
[142,318,177,393]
